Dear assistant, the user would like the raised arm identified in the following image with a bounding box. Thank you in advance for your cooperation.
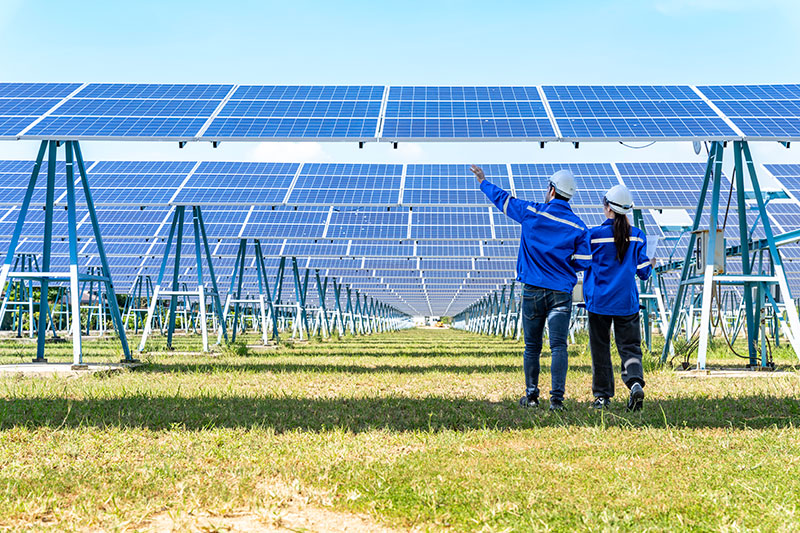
[470,164,530,224]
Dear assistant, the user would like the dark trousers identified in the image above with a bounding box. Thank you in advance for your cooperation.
[588,311,645,399]
[522,284,572,401]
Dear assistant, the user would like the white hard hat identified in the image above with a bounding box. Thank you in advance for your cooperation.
[548,169,576,200]
[604,184,634,214]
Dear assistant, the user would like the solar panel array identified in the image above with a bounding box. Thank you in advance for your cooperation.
[3,83,800,141]
[2,159,800,315]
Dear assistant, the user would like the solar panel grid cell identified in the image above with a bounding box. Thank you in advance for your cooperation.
[698,85,800,140]
[544,85,737,140]
[382,86,555,140]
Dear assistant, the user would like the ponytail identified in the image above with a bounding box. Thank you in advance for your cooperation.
[612,213,631,263]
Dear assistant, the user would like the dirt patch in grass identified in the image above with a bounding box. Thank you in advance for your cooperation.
[143,478,407,532]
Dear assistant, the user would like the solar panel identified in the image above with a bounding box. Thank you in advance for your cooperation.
[282,240,349,257]
[411,207,492,240]
[349,240,415,257]
[698,85,800,140]
[616,162,726,209]
[327,207,409,239]
[287,163,402,205]
[416,240,481,257]
[511,163,618,208]
[174,161,298,206]
[242,207,328,239]
[202,85,383,141]
[404,164,510,205]
[381,86,556,141]
[768,202,800,232]
[21,83,233,141]
[544,85,737,140]
[0,83,82,139]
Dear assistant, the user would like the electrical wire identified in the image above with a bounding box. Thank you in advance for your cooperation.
[617,141,657,149]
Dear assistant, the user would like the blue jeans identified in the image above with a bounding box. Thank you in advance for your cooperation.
[522,284,572,402]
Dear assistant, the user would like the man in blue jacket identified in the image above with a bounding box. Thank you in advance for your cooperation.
[471,165,592,411]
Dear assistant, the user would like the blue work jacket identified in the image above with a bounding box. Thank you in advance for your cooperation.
[584,218,652,316]
[480,180,592,294]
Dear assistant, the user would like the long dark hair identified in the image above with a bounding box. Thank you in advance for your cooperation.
[612,212,631,263]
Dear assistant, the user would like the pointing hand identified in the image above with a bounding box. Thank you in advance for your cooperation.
[470,164,485,183]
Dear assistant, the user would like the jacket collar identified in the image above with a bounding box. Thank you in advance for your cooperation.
[602,218,614,226]
[548,198,571,209]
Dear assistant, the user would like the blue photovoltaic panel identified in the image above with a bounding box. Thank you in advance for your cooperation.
[242,207,328,239]
[765,163,800,198]
[698,85,800,140]
[327,208,408,239]
[282,240,349,257]
[202,85,383,140]
[544,85,737,140]
[175,161,299,205]
[69,160,192,206]
[78,208,168,238]
[382,86,555,140]
[492,211,522,240]
[0,82,81,138]
[288,163,403,205]
[411,208,492,240]
[511,163,618,207]
[349,240,415,257]
[23,83,233,140]
[195,208,250,238]
[477,246,517,262]
[574,210,611,229]
[404,164,511,205]
[616,162,728,209]
[417,241,481,258]
[766,203,800,234]
[0,160,91,206]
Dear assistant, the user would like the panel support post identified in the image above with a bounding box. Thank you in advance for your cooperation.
[661,141,719,363]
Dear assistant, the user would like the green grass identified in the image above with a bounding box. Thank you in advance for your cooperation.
[0,328,799,531]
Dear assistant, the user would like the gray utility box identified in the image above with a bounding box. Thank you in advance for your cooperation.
[693,229,726,275]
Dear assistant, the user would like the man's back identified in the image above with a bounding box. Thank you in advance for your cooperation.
[479,179,591,293]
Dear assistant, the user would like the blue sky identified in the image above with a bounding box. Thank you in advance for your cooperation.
[0,0,799,170]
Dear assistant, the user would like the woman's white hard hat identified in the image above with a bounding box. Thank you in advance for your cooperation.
[604,184,634,215]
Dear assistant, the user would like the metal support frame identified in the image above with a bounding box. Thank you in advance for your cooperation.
[138,205,227,352]
[661,141,800,368]
[0,141,132,366]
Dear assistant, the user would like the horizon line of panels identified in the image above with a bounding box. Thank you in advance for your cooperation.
[0,160,726,210]
[2,82,800,141]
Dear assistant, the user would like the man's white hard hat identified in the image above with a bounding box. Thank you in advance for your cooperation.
[604,184,634,215]
[548,169,576,200]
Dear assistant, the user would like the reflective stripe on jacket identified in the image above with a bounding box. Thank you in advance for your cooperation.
[584,218,652,316]
[480,179,592,294]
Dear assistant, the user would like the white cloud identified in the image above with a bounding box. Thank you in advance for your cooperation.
[249,142,332,162]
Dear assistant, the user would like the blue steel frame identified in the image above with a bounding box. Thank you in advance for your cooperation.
[0,141,133,365]
[137,205,228,351]
[661,141,800,368]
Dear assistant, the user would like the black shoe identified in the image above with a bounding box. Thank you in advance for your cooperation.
[591,397,611,410]
[519,393,539,408]
[549,399,564,412]
[627,383,644,412]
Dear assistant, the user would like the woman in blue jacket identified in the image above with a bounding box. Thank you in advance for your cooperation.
[583,185,654,411]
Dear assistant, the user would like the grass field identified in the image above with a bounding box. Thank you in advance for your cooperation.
[1,328,799,531]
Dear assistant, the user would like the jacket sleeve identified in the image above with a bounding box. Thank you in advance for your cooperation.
[635,234,652,280]
[570,228,593,271]
[480,179,530,224]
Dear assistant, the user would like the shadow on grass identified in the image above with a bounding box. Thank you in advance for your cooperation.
[2,393,797,432]
[136,361,595,375]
